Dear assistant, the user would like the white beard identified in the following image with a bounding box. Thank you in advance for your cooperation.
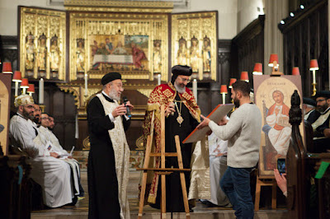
[109,87,120,101]
[174,83,185,93]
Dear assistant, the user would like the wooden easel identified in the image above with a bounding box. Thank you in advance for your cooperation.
[254,65,283,211]
[254,174,277,211]
[137,105,191,219]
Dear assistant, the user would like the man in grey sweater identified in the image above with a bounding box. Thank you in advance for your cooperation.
[197,81,262,219]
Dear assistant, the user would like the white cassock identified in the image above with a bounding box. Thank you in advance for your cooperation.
[206,132,231,206]
[10,114,73,208]
[266,105,291,156]
[38,126,82,196]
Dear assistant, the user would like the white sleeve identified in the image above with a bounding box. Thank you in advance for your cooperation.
[10,120,39,158]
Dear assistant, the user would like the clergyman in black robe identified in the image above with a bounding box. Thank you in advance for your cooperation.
[87,72,133,219]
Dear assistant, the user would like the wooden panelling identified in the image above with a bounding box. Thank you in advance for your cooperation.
[280,0,328,95]
[231,15,265,85]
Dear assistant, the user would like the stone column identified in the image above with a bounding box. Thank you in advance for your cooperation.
[264,0,289,75]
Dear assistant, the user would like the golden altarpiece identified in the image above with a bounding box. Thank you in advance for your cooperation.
[18,1,218,151]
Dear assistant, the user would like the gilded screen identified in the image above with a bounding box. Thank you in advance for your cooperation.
[19,7,66,81]
[69,13,169,82]
[171,12,218,81]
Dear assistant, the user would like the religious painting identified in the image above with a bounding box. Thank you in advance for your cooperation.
[89,35,149,73]
[19,6,66,81]
[50,35,61,79]
[171,11,218,81]
[254,75,304,177]
[153,40,162,73]
[69,12,169,82]
[0,74,12,155]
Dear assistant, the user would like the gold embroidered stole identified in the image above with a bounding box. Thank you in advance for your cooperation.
[312,108,330,131]
[97,93,130,219]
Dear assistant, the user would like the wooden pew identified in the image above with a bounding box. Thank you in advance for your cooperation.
[287,90,330,218]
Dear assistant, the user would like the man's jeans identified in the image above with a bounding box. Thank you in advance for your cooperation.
[220,166,254,219]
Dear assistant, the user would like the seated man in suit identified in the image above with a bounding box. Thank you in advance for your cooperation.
[10,94,76,208]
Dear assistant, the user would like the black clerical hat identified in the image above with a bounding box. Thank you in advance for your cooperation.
[303,97,316,106]
[171,65,192,83]
[101,72,122,85]
[313,90,330,99]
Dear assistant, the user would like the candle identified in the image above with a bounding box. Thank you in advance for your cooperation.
[312,70,316,84]
[15,82,19,96]
[157,74,161,85]
[39,78,44,104]
[222,93,226,105]
[193,79,197,101]
[85,73,88,96]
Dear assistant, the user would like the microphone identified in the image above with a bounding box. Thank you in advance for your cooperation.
[122,96,131,118]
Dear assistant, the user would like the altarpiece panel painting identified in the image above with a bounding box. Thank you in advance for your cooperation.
[19,7,66,81]
[69,12,169,82]
[254,75,304,177]
[171,12,218,81]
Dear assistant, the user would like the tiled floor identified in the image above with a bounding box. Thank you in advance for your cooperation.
[31,170,288,219]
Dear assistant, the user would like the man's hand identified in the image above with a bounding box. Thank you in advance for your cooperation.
[112,105,127,117]
[50,152,59,158]
[323,128,330,138]
[215,152,224,157]
[196,115,210,129]
[274,169,287,194]
[125,101,134,111]
[165,102,175,117]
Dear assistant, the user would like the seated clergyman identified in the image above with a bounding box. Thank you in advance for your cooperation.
[38,113,84,197]
[10,94,78,208]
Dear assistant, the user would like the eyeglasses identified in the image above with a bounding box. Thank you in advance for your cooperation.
[316,99,326,103]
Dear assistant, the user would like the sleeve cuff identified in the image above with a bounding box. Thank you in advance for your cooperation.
[283,191,287,197]
[108,113,115,122]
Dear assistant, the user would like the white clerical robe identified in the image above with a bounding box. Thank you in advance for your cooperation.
[38,126,81,196]
[10,114,73,208]
[206,132,231,206]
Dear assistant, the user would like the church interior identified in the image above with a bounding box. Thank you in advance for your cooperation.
[0,0,330,218]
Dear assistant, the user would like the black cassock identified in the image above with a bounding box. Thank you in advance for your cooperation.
[87,93,130,219]
[150,94,199,212]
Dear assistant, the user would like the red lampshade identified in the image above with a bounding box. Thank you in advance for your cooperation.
[2,62,12,73]
[240,71,249,81]
[292,67,300,75]
[253,63,263,75]
[27,84,35,93]
[228,78,237,88]
[268,54,279,67]
[20,78,29,88]
[310,59,319,70]
[12,71,22,82]
[220,85,228,94]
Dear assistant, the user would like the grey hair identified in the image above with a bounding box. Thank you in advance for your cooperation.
[103,81,113,90]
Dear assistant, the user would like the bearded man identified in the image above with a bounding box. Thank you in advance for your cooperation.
[87,72,134,219]
[38,113,84,198]
[10,94,74,208]
[142,65,209,212]
[311,91,330,137]
[33,104,42,124]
